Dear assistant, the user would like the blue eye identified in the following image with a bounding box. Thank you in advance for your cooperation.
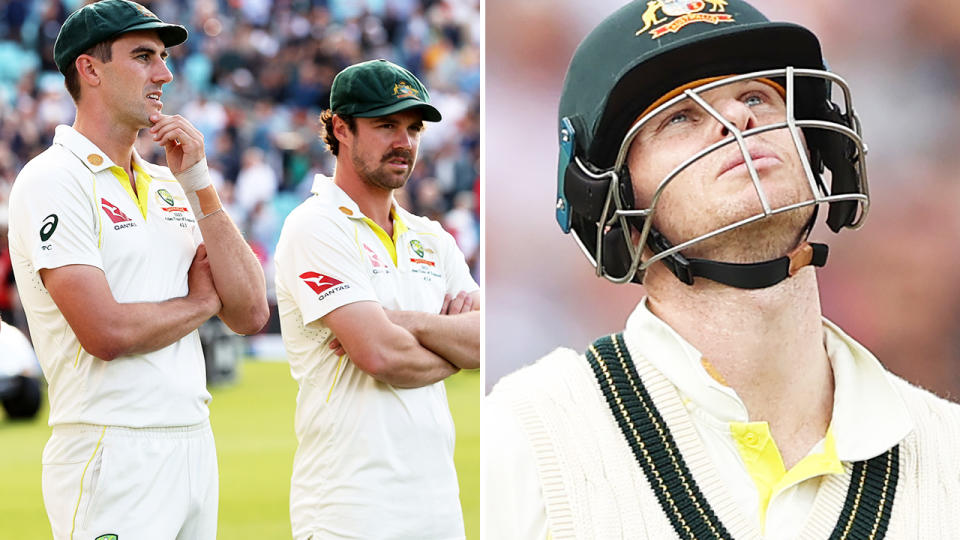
[744,94,764,106]
[668,111,689,124]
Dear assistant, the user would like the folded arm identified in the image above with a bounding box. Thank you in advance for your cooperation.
[385,290,480,370]
[39,245,221,361]
[322,301,459,388]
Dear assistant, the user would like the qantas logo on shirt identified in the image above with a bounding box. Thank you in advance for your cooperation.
[299,271,350,300]
[101,198,132,224]
[101,198,138,230]
[363,244,388,269]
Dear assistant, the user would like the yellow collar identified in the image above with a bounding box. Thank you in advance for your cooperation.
[107,161,153,220]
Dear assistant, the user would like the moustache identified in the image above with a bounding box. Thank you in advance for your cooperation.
[381,149,414,163]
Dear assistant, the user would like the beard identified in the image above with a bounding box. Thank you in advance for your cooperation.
[352,147,416,190]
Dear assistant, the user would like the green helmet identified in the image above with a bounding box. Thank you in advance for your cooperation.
[556,0,868,289]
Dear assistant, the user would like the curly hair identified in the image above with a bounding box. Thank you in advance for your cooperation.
[319,110,356,156]
[64,40,115,102]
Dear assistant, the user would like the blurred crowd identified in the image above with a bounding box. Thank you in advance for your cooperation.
[0,0,480,337]
[486,0,960,398]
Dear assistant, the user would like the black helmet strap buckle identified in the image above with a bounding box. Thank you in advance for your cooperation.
[648,227,828,288]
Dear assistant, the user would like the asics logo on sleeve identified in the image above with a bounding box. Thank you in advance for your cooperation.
[39,214,58,241]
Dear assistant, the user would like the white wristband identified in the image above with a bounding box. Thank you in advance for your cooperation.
[173,158,212,194]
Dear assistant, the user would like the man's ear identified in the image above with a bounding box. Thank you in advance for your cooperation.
[75,55,102,88]
[332,115,353,147]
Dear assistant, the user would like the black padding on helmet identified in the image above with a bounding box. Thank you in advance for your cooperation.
[806,102,862,231]
[601,223,644,284]
[563,161,610,223]
[601,224,630,277]
[566,161,638,264]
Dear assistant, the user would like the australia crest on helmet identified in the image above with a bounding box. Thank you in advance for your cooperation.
[636,0,734,38]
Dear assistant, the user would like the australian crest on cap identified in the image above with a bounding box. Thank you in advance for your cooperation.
[393,81,420,100]
[636,0,733,38]
[130,1,159,19]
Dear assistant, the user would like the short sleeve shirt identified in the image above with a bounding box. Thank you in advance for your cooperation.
[275,175,478,539]
[7,125,209,428]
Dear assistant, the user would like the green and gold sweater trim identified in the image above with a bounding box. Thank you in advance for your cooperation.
[827,444,899,540]
[585,333,899,540]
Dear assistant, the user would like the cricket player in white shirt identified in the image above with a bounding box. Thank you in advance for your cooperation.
[6,1,268,538]
[275,59,480,540]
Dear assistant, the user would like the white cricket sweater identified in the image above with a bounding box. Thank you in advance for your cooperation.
[487,337,960,539]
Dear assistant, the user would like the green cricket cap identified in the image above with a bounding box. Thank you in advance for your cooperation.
[330,59,442,122]
[54,0,188,75]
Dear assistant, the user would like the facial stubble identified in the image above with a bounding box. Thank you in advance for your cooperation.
[351,146,417,191]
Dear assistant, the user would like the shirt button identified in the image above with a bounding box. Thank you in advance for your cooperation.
[744,432,759,445]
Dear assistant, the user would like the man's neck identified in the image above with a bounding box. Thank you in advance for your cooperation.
[644,263,834,468]
[73,113,138,179]
[333,171,395,235]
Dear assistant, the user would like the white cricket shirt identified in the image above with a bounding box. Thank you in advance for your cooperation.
[275,175,478,539]
[7,125,209,428]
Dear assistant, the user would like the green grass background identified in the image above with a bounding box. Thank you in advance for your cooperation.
[0,361,480,539]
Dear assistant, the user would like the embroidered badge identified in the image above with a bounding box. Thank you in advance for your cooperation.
[636,0,733,38]
[407,239,437,268]
[130,1,158,19]
[393,81,420,99]
[87,154,104,166]
[409,239,425,258]
[156,188,188,213]
[156,188,175,206]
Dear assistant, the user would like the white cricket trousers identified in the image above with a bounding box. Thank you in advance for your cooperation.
[42,420,218,540]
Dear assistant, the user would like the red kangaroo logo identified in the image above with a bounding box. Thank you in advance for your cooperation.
[299,272,343,295]
[100,198,131,224]
[363,244,388,268]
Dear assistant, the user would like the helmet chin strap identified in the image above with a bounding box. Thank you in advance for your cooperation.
[646,227,828,289]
